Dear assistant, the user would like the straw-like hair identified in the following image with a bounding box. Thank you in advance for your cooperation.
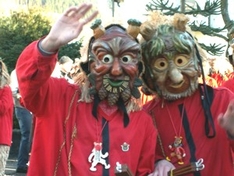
[140,11,189,42]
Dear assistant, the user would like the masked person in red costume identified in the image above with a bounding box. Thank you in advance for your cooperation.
[139,12,234,176]
[16,3,156,176]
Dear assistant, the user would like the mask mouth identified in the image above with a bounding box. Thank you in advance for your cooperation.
[108,79,124,87]
[169,80,185,89]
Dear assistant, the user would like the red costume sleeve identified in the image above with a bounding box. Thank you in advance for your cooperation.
[0,86,13,116]
[0,86,14,146]
[16,40,62,116]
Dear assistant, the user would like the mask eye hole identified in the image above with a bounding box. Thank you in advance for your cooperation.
[121,55,133,64]
[102,54,113,64]
[153,58,168,71]
[174,55,189,67]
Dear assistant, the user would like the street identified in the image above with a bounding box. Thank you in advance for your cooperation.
[5,158,26,176]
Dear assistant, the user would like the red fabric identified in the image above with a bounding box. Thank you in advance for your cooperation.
[222,72,234,93]
[16,41,157,176]
[222,78,234,93]
[0,85,14,146]
[144,88,234,175]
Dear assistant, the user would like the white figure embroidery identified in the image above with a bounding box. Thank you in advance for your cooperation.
[116,162,122,172]
[88,142,110,171]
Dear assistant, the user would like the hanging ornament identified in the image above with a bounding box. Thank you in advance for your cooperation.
[88,142,111,171]
[166,136,186,165]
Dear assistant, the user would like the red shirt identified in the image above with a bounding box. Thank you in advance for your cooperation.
[0,85,13,146]
[222,78,234,93]
[16,41,157,176]
[144,87,234,175]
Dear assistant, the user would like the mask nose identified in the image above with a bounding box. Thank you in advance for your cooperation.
[168,68,183,83]
[111,58,123,76]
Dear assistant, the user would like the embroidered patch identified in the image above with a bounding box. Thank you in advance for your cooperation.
[121,142,130,152]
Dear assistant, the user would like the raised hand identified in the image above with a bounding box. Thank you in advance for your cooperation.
[41,3,98,52]
[218,99,234,136]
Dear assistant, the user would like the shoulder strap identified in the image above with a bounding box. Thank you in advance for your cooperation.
[198,84,215,138]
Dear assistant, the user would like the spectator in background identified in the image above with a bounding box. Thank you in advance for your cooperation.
[210,57,233,86]
[58,55,74,83]
[198,60,218,88]
[0,59,13,176]
[69,58,86,85]
[10,69,32,174]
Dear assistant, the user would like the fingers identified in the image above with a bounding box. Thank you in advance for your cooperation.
[64,4,90,16]
[218,100,234,135]
[76,4,98,25]
[76,3,93,18]
[217,113,224,127]
[63,6,78,17]
[228,99,234,112]
[83,11,99,24]
[63,3,98,25]
[64,4,91,16]
[219,100,234,124]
